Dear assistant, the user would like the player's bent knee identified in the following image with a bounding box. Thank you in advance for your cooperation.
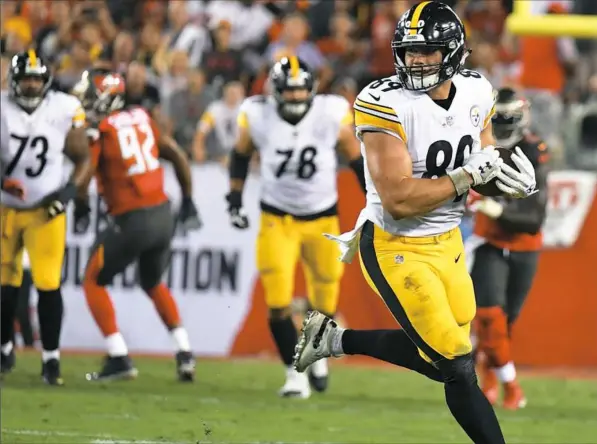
[436,353,477,385]
[432,326,473,361]
[31,272,62,292]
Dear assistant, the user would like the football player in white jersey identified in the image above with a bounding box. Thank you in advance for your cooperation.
[293,2,536,442]
[226,56,365,399]
[0,50,90,385]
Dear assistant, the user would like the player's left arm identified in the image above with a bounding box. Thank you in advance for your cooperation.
[480,120,497,148]
[480,87,497,149]
[336,119,366,194]
[157,129,202,230]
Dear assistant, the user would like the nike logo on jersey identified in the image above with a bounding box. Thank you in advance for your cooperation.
[369,93,380,101]
[455,253,462,263]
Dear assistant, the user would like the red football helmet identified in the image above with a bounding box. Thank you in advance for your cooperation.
[72,69,126,119]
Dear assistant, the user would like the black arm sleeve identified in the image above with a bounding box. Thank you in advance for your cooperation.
[496,162,549,235]
[229,150,252,182]
[349,156,367,193]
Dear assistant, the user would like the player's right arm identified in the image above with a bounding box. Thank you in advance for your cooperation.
[356,83,500,220]
[226,99,256,229]
[363,132,468,219]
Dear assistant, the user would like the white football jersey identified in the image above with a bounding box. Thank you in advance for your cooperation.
[0,90,85,208]
[239,94,352,216]
[354,71,496,236]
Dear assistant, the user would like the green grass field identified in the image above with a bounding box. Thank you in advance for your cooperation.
[2,352,597,444]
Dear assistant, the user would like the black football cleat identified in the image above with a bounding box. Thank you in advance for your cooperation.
[41,359,64,386]
[0,349,16,374]
[176,351,195,382]
[86,355,138,382]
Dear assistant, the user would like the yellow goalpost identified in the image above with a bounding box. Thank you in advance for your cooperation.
[506,0,597,37]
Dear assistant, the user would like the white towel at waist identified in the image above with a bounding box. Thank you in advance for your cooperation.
[323,209,371,264]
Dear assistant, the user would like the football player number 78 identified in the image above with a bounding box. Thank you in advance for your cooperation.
[117,122,160,176]
[275,146,318,180]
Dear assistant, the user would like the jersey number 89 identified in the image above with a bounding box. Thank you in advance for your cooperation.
[423,135,474,202]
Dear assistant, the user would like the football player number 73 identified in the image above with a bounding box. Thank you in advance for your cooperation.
[117,122,160,176]
[6,134,50,178]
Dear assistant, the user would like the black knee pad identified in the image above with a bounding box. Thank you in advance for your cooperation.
[436,353,477,385]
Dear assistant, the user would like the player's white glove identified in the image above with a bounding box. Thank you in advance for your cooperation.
[462,145,503,186]
[495,147,537,199]
[226,191,249,230]
[448,145,502,196]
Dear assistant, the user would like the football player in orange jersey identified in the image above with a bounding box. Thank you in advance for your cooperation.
[71,70,202,381]
[468,87,549,409]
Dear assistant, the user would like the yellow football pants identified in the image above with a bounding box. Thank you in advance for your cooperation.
[256,212,344,315]
[0,206,66,290]
[359,221,475,363]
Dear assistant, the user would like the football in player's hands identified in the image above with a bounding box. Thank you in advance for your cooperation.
[473,147,518,197]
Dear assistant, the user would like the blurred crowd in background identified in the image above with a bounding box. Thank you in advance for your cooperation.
[1,0,596,169]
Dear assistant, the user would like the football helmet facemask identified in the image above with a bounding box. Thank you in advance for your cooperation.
[392,1,469,91]
[8,50,53,112]
[72,69,126,123]
[492,87,531,148]
[269,56,316,125]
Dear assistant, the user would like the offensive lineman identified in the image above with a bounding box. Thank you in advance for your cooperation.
[71,70,201,381]
[0,50,91,385]
[468,87,549,410]
[226,56,366,399]
[294,2,536,443]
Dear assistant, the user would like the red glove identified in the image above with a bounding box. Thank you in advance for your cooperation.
[1,177,26,200]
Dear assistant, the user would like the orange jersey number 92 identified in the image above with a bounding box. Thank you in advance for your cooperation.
[92,108,168,216]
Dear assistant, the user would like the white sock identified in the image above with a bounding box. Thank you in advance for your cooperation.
[106,332,128,357]
[171,327,191,352]
[494,361,517,383]
[330,328,346,357]
[1,341,13,355]
[42,349,60,362]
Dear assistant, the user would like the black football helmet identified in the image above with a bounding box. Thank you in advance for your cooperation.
[268,56,316,124]
[8,50,53,111]
[392,1,469,91]
[492,87,531,148]
[71,69,126,123]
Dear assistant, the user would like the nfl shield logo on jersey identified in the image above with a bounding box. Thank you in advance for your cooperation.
[470,106,481,127]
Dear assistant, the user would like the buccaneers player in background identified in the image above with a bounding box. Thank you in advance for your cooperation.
[469,87,549,409]
[72,70,202,381]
